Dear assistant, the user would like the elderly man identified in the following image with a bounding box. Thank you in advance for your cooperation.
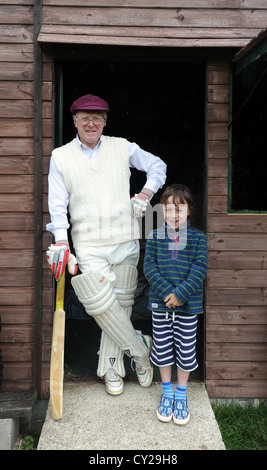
[46,94,167,395]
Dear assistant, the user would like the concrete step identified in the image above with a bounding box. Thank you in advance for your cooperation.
[0,391,37,450]
[38,380,225,451]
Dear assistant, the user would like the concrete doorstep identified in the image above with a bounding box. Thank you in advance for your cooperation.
[37,381,225,451]
[0,391,37,450]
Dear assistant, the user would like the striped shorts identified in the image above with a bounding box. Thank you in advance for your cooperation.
[151,311,199,372]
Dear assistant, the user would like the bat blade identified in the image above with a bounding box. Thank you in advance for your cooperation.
[50,271,65,420]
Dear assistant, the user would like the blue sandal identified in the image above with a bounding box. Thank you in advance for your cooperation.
[173,398,190,425]
[156,395,174,422]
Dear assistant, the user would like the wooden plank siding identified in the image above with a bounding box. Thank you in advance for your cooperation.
[0,0,53,396]
[39,0,267,48]
[0,0,36,392]
[1,0,267,399]
[206,62,267,398]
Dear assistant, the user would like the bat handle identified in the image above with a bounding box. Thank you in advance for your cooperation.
[56,270,65,310]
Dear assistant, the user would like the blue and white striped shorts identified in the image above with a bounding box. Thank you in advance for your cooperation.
[151,311,199,372]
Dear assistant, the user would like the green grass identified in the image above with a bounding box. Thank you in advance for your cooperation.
[212,401,267,450]
[18,435,37,450]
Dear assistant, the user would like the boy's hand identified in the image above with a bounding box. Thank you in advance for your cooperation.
[164,293,183,309]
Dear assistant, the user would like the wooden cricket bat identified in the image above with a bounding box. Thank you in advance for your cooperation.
[50,270,66,420]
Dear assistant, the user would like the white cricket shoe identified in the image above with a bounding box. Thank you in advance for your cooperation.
[104,369,124,395]
[133,335,153,388]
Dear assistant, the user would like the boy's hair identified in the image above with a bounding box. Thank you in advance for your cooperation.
[160,184,194,217]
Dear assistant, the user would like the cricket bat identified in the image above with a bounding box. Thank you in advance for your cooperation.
[50,269,66,420]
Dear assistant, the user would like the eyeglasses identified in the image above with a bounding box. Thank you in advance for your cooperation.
[76,115,104,125]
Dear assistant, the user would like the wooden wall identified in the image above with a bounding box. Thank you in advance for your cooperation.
[0,1,53,396]
[0,1,36,392]
[206,62,267,398]
[0,0,267,398]
[39,0,267,48]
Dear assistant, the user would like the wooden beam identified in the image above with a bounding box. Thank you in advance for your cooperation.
[33,0,43,398]
[233,28,267,74]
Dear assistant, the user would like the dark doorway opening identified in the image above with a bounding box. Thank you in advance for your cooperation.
[55,52,206,380]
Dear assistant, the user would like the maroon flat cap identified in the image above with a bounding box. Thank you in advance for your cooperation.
[70,94,109,114]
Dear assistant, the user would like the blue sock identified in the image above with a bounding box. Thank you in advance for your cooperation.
[175,384,187,401]
[162,381,174,399]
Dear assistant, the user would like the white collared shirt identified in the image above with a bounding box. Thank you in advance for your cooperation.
[47,135,167,241]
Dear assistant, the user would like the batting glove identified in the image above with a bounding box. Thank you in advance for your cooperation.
[46,243,78,281]
[131,189,153,218]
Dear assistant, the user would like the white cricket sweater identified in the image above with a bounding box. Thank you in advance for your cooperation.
[52,136,139,247]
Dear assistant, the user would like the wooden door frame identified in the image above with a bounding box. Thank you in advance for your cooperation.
[33,1,43,397]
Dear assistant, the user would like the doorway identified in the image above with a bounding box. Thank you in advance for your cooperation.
[55,50,206,380]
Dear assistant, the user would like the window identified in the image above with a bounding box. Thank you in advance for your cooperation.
[229,30,267,212]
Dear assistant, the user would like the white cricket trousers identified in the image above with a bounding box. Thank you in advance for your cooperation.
[75,240,140,283]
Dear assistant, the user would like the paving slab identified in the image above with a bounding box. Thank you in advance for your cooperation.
[37,380,225,451]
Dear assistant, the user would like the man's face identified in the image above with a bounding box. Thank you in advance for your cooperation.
[73,111,106,149]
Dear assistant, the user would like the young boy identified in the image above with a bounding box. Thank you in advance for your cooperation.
[143,184,208,425]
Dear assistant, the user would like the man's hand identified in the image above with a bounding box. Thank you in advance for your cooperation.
[46,242,78,281]
[164,293,183,309]
[131,188,154,218]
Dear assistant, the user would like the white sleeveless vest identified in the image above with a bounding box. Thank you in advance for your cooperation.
[52,136,139,247]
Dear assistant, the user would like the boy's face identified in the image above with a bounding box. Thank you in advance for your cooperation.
[163,196,190,231]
